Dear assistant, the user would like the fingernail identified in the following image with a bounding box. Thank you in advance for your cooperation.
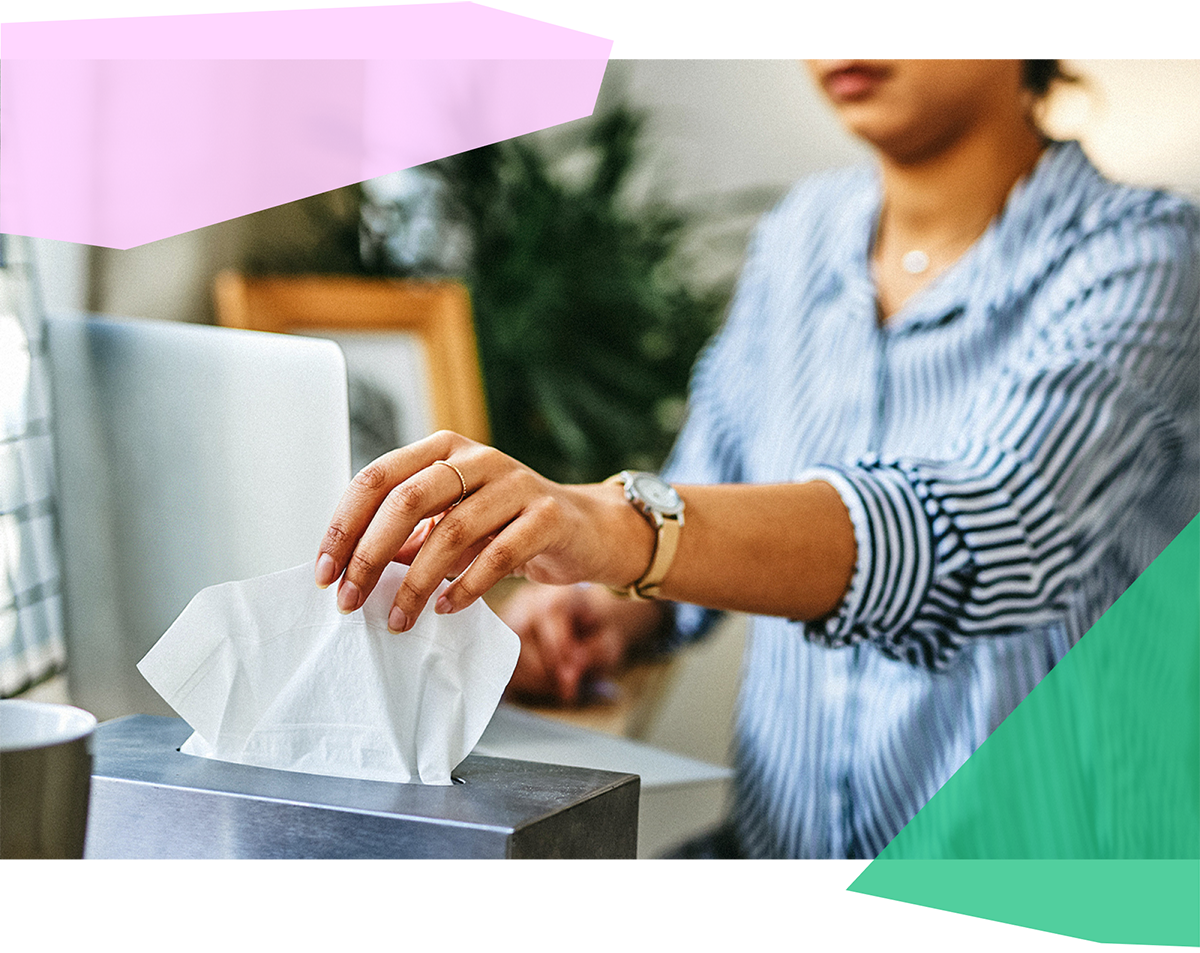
[337,580,361,614]
[315,553,336,588]
[435,594,453,614]
[388,606,407,633]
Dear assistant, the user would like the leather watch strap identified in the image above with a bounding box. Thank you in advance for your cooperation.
[605,471,684,600]
[632,511,681,599]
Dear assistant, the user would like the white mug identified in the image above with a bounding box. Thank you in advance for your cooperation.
[0,699,97,858]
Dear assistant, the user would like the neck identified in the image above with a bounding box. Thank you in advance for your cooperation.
[871,115,1046,321]
[876,118,1046,258]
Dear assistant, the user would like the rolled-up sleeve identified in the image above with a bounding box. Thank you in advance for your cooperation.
[801,203,1200,669]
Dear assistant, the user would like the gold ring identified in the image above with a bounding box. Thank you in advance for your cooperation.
[434,459,468,506]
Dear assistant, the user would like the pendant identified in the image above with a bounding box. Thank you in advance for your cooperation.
[901,250,930,275]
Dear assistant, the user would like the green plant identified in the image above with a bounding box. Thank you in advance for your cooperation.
[426,104,728,483]
[241,185,369,277]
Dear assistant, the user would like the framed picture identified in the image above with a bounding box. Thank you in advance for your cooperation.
[214,272,490,472]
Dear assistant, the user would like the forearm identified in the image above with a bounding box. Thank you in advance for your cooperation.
[594,480,856,622]
[318,432,854,630]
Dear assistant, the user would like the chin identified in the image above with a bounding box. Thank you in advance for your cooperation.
[837,103,973,165]
[835,107,915,154]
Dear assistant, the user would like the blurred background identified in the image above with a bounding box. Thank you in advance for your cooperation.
[26,60,1200,477]
[30,60,1200,477]
[13,59,1200,769]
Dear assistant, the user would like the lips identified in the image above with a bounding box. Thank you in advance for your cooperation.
[821,62,891,102]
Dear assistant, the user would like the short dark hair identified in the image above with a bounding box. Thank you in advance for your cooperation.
[1022,60,1074,99]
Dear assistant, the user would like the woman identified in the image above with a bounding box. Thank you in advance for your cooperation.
[314,61,1199,858]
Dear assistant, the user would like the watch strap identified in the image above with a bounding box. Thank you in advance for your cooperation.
[605,471,684,600]
[632,510,681,599]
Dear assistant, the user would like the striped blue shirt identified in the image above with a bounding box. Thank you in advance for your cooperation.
[663,141,1200,858]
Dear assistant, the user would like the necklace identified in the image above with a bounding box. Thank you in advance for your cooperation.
[900,249,930,275]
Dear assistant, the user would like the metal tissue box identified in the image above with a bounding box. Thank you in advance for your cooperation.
[86,716,639,859]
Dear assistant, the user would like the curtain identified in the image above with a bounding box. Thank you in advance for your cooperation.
[0,234,67,695]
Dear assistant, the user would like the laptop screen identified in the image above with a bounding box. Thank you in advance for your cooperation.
[46,313,351,720]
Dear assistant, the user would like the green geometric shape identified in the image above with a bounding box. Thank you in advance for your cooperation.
[851,860,1199,947]
[851,514,1200,943]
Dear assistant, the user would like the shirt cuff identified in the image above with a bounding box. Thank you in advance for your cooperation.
[797,463,938,653]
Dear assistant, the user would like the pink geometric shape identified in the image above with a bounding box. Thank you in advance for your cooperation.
[4,4,1195,57]
[0,57,600,247]
[4,4,1195,244]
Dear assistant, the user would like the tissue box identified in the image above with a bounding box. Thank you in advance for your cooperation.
[85,716,639,859]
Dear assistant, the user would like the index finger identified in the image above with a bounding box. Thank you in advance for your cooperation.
[315,430,461,588]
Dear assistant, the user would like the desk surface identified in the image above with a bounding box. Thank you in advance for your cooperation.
[514,656,678,738]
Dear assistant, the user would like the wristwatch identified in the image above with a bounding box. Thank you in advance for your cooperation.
[608,470,685,600]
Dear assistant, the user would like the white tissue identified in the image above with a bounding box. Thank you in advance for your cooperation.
[137,562,520,785]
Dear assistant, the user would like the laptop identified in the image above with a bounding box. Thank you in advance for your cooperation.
[46,314,352,721]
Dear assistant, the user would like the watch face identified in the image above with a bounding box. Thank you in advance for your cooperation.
[631,473,683,514]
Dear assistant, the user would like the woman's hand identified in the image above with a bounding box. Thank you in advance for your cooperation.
[314,431,655,633]
[315,431,856,634]
[501,582,668,704]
